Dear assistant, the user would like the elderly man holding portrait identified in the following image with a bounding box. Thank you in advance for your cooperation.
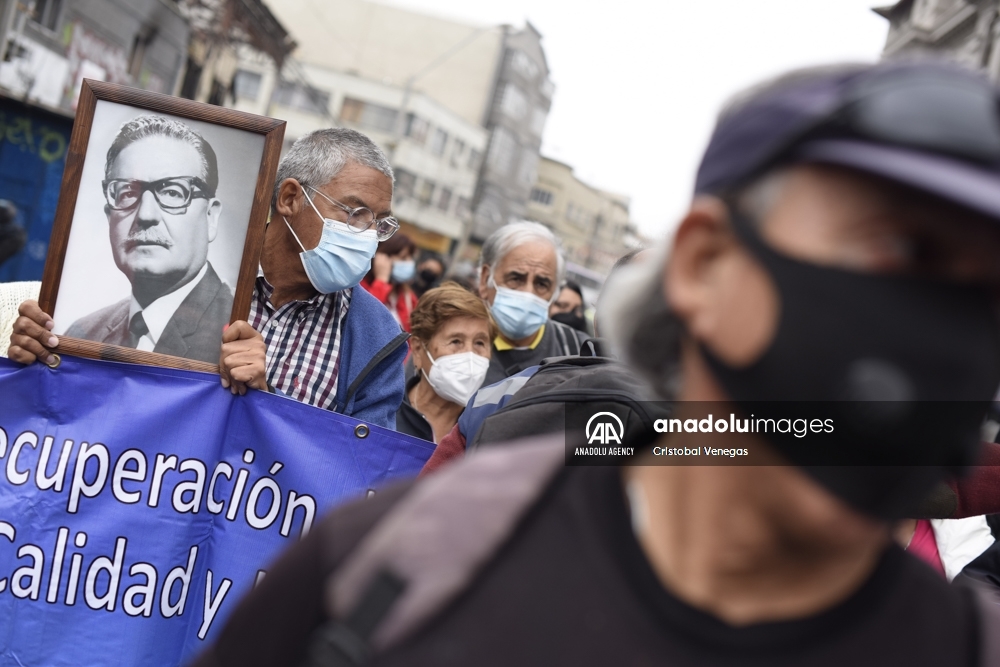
[395,282,496,443]
[476,221,589,385]
[10,128,408,429]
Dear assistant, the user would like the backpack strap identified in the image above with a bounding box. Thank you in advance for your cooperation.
[547,319,585,357]
[322,435,566,656]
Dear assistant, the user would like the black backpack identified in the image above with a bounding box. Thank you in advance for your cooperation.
[469,353,665,451]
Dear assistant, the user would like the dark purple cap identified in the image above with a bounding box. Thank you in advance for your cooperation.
[694,60,1000,220]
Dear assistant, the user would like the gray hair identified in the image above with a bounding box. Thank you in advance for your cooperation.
[478,221,566,294]
[601,242,680,400]
[272,128,394,207]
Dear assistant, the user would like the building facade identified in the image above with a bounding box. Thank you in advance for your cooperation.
[259,0,554,247]
[525,156,638,277]
[470,23,553,243]
[0,0,189,110]
[877,0,1000,77]
[229,46,488,254]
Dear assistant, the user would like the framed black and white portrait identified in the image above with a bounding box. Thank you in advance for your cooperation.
[39,80,284,373]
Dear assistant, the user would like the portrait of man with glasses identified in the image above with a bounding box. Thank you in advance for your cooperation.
[64,115,234,363]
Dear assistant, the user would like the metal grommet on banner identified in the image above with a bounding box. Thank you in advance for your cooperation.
[354,424,369,439]
[44,354,61,369]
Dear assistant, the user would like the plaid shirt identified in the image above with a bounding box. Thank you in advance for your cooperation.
[247,276,351,410]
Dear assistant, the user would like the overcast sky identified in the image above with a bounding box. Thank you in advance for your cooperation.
[381,0,890,240]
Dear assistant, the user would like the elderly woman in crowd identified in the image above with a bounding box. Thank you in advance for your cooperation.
[396,282,497,443]
[361,231,419,332]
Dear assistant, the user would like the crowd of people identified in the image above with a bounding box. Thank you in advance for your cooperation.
[8,58,1000,665]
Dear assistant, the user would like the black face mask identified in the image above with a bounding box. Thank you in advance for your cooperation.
[700,208,1000,519]
[418,269,441,285]
[552,310,588,333]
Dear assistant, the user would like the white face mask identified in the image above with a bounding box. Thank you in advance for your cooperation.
[422,350,490,407]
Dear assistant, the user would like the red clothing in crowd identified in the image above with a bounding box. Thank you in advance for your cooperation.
[361,277,418,332]
[907,520,946,577]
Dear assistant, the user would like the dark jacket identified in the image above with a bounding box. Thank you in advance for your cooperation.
[484,318,589,385]
[395,375,434,443]
[65,263,233,364]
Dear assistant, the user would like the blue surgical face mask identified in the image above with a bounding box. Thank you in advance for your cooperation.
[489,279,551,341]
[392,259,415,283]
[284,192,378,294]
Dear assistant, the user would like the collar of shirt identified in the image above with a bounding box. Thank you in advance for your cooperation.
[128,263,208,344]
[255,272,328,314]
[494,324,545,352]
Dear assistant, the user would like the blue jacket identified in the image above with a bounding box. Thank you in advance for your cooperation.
[331,286,409,429]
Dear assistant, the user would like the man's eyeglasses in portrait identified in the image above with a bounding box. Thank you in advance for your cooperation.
[103,177,213,214]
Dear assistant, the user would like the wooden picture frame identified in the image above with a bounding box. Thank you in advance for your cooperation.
[38,80,285,374]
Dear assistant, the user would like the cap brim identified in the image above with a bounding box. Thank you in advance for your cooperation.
[796,139,1000,222]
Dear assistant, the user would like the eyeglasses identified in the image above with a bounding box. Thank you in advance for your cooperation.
[305,185,399,242]
[103,177,212,213]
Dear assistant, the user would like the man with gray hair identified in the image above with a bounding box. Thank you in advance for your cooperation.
[11,127,409,428]
[477,220,588,384]
[217,128,408,427]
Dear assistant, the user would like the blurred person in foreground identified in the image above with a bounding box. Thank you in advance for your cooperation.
[11,128,408,428]
[395,282,496,443]
[476,221,589,384]
[361,232,419,332]
[192,61,1000,666]
[548,279,587,333]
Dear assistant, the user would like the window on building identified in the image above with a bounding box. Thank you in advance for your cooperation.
[128,26,155,80]
[510,50,540,81]
[487,128,517,175]
[233,70,263,101]
[430,128,448,156]
[179,58,202,100]
[273,79,331,115]
[416,179,435,205]
[530,188,553,206]
[450,138,465,167]
[530,108,547,137]
[340,97,398,132]
[468,148,482,170]
[499,83,527,120]
[436,187,453,212]
[540,78,555,100]
[456,196,472,220]
[31,0,62,31]
[405,113,429,143]
[395,169,416,199]
[518,150,538,186]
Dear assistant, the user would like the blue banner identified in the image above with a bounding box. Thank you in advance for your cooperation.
[0,355,433,666]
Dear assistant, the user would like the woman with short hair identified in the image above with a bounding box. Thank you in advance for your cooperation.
[396,282,497,443]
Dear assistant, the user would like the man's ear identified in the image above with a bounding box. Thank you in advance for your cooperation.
[274,179,304,217]
[667,196,779,366]
[205,199,222,242]
[478,264,492,301]
[665,197,739,340]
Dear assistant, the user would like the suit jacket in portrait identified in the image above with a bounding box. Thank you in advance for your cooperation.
[65,263,234,364]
